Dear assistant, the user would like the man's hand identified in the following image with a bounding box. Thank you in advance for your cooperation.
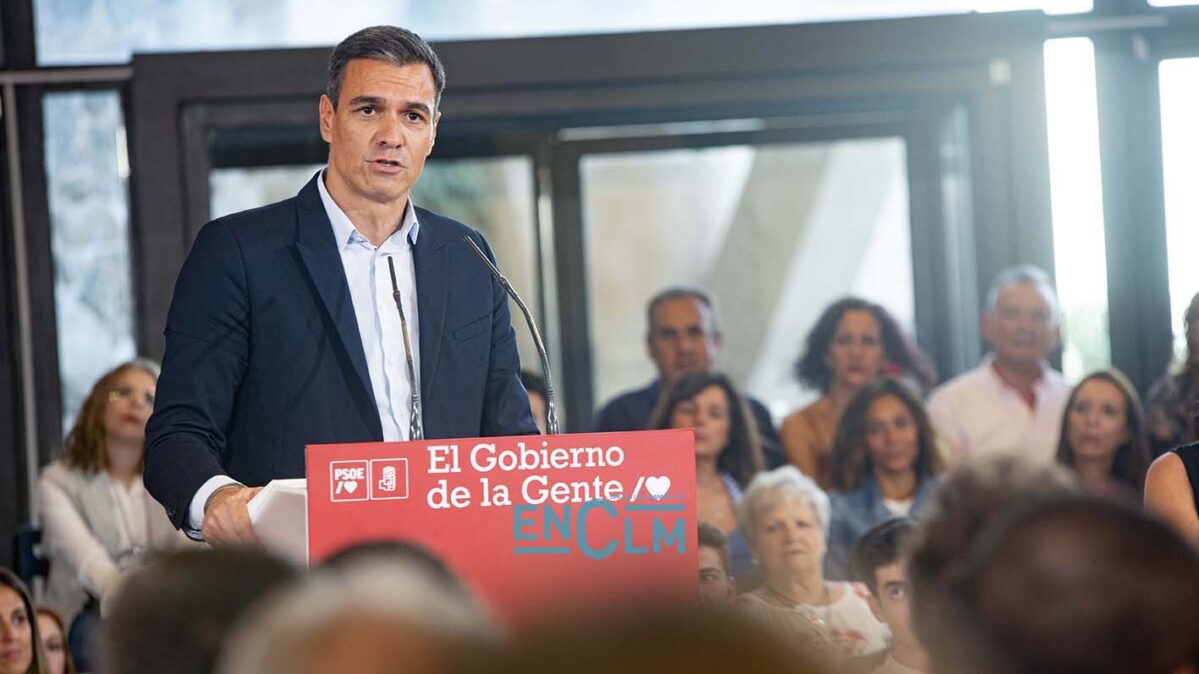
[201,485,263,546]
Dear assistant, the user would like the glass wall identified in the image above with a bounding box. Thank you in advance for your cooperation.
[1158,58,1199,363]
[1044,37,1109,382]
[36,0,1088,66]
[581,137,914,422]
[44,91,137,431]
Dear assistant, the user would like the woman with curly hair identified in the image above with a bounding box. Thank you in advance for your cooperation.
[781,298,936,489]
[38,360,192,668]
[824,378,944,579]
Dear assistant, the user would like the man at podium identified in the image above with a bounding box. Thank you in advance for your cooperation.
[144,26,538,546]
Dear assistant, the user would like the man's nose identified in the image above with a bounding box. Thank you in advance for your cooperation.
[376,114,405,146]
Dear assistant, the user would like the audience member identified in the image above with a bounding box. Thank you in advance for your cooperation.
[38,360,193,670]
[0,569,47,674]
[99,549,299,674]
[218,559,493,674]
[1055,368,1151,499]
[940,496,1199,674]
[519,371,549,434]
[592,287,780,458]
[651,371,765,575]
[927,266,1070,463]
[1147,290,1199,455]
[1144,438,1199,545]
[906,456,1077,674]
[826,379,944,580]
[469,605,834,674]
[736,466,889,659]
[32,609,71,674]
[782,298,935,489]
[697,523,737,603]
[851,519,926,674]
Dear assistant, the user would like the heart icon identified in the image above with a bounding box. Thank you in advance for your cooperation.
[645,476,671,501]
[342,480,358,495]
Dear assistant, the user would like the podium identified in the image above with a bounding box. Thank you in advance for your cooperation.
[255,429,698,629]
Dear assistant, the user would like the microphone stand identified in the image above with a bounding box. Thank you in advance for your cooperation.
[387,256,424,441]
[461,235,560,435]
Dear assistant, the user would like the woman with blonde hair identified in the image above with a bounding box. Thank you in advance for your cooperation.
[38,360,192,668]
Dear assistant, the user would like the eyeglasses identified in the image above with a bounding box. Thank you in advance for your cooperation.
[108,387,155,407]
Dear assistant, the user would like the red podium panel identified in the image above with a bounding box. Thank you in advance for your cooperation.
[307,429,697,628]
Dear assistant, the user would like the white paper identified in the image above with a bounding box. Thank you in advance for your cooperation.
[248,478,308,566]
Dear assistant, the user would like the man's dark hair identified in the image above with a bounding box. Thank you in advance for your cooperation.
[851,517,916,596]
[697,522,732,577]
[327,26,446,108]
[946,495,1199,674]
[645,286,719,337]
[100,549,299,674]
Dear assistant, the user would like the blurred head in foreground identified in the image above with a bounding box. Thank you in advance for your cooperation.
[941,495,1199,674]
[219,556,494,674]
[100,549,298,674]
[907,456,1078,674]
[471,605,832,674]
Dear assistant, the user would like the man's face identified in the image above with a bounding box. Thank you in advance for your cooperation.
[869,561,919,650]
[647,297,720,380]
[698,545,736,602]
[319,59,440,212]
[981,282,1059,370]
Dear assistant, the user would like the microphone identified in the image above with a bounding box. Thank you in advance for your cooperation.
[461,234,560,435]
[386,256,424,441]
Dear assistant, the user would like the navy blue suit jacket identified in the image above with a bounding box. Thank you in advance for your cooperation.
[144,174,537,528]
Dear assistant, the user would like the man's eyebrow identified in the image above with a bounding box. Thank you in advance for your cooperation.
[346,96,433,115]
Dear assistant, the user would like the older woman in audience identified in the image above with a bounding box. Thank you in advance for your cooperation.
[651,371,766,575]
[38,361,191,647]
[0,569,47,674]
[825,378,945,579]
[737,466,889,659]
[1055,369,1151,499]
[1147,290,1199,455]
[782,298,935,489]
[33,610,71,674]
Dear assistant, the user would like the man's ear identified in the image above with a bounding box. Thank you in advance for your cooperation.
[319,94,335,143]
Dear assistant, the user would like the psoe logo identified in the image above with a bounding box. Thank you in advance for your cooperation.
[370,458,409,500]
[330,460,369,503]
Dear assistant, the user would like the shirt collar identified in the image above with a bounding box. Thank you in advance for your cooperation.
[317,169,421,249]
[980,352,1058,393]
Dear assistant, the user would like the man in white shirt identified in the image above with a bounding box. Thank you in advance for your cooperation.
[144,26,537,547]
[927,266,1071,464]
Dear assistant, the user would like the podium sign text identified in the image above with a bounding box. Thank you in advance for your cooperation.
[307,429,697,627]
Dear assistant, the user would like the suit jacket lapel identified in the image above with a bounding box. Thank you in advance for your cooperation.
[290,176,379,434]
[413,208,448,404]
